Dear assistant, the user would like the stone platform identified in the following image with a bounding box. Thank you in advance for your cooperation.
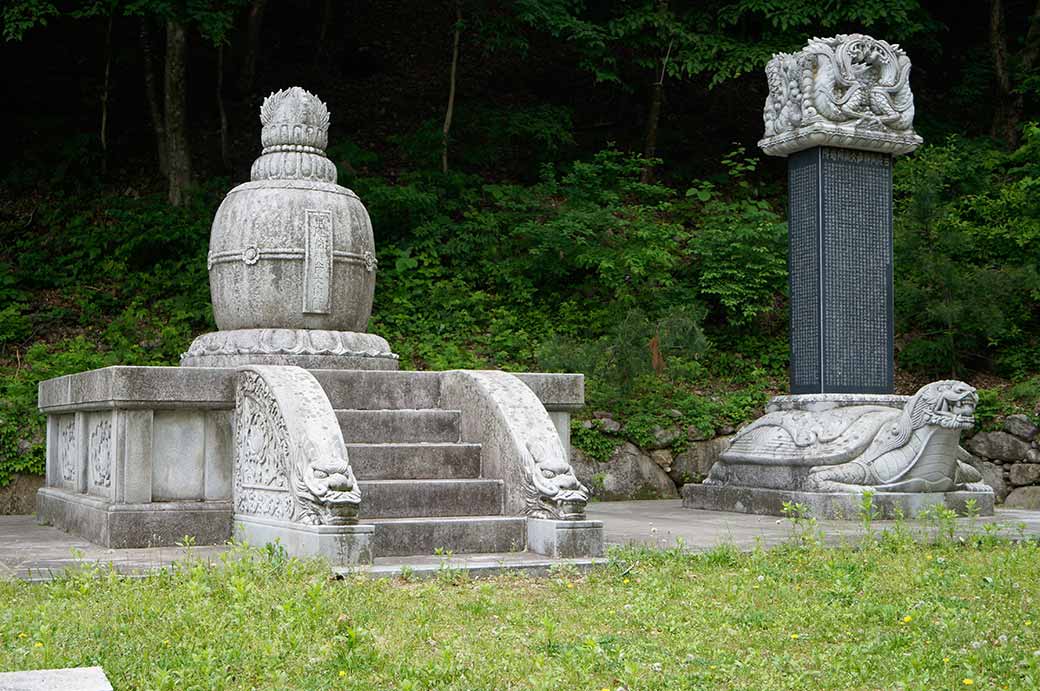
[682,483,995,519]
[35,366,584,551]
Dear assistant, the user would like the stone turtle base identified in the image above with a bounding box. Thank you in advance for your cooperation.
[36,487,232,548]
[681,483,994,520]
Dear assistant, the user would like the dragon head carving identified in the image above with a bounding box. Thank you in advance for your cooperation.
[864,379,978,464]
[523,439,589,520]
[910,380,978,431]
[292,437,361,525]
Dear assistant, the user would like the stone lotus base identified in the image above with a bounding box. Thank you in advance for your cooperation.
[234,514,374,566]
[180,328,399,370]
[36,487,232,548]
[682,483,994,520]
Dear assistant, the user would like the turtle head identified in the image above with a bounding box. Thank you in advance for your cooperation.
[917,380,978,431]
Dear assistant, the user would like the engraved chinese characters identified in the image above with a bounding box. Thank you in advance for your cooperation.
[820,149,892,391]
[304,209,334,314]
[787,147,894,393]
[787,153,821,389]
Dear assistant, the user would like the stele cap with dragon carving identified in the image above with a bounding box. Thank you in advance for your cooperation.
[759,33,923,157]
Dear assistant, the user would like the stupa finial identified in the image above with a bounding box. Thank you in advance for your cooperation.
[251,86,336,183]
[259,86,331,149]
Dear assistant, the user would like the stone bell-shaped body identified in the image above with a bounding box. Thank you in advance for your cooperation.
[208,87,376,331]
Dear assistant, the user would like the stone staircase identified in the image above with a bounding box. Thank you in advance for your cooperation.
[316,370,527,558]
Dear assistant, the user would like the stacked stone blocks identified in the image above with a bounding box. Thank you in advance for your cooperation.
[965,414,1040,508]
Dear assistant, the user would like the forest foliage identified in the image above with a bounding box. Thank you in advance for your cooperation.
[1,1,1039,484]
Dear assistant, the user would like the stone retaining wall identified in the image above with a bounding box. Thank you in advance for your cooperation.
[964,414,1040,509]
[0,474,45,515]
[570,414,735,500]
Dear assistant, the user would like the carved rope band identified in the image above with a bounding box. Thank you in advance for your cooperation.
[208,247,377,272]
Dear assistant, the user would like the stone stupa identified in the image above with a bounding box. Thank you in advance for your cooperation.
[36,87,603,565]
[181,86,397,371]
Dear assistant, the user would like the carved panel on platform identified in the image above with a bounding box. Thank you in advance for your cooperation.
[58,416,77,484]
[234,372,295,520]
[89,418,112,489]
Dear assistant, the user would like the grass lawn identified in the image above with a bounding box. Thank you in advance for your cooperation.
[1,532,1038,690]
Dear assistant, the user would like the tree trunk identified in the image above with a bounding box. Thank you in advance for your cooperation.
[316,0,333,66]
[641,78,663,182]
[217,43,230,170]
[641,0,672,183]
[239,0,266,96]
[441,1,461,174]
[989,0,1040,148]
[140,19,167,176]
[640,38,671,183]
[100,15,113,176]
[164,19,191,206]
[990,0,1021,147]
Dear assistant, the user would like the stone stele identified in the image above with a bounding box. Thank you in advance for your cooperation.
[683,35,992,519]
[770,32,922,394]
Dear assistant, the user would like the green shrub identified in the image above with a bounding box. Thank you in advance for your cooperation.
[570,422,619,462]
[683,148,788,326]
[893,133,1040,375]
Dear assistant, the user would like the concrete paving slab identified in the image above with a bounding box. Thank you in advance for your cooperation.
[0,666,112,691]
[587,499,1040,550]
[0,516,226,581]
[4,500,1040,581]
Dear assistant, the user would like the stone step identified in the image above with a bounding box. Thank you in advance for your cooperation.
[358,479,502,518]
[347,442,481,480]
[336,409,461,444]
[312,370,444,410]
[369,516,527,557]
